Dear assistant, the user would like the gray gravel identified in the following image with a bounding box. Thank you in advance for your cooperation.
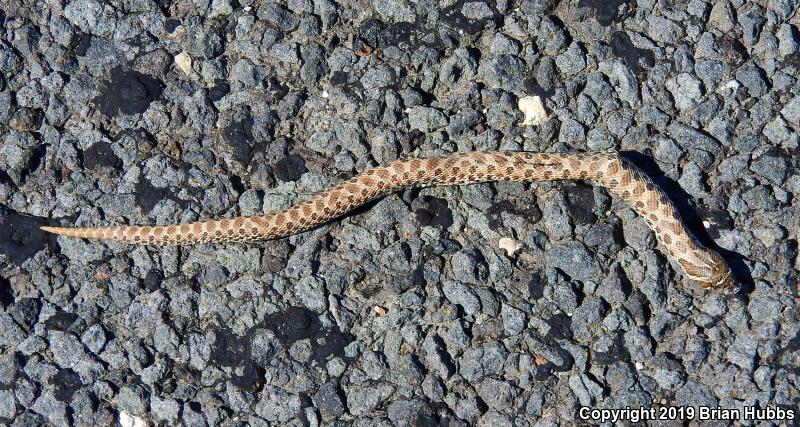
[1,0,799,425]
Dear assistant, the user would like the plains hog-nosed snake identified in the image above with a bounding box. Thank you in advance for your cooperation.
[41,151,733,289]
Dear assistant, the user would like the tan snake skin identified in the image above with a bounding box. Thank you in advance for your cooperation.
[41,152,733,289]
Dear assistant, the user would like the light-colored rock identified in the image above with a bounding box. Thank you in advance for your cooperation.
[498,237,522,256]
[119,411,147,427]
[174,52,192,75]
[518,95,548,126]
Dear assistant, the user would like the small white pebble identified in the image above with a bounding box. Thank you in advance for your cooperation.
[373,305,388,316]
[321,90,329,98]
[717,79,740,93]
[174,52,192,75]
[119,411,147,427]
[498,237,522,256]
[518,95,548,126]
[635,362,644,370]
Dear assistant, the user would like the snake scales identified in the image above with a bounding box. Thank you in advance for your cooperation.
[41,151,733,289]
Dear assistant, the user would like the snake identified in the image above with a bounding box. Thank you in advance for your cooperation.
[40,151,734,289]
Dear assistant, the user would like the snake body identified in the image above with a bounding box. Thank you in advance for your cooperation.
[41,152,733,289]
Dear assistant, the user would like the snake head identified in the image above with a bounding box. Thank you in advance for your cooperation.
[697,250,735,290]
[678,249,734,290]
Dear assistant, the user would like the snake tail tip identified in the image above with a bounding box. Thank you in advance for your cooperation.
[41,225,67,235]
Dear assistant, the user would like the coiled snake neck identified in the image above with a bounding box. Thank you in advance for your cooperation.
[41,151,733,289]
